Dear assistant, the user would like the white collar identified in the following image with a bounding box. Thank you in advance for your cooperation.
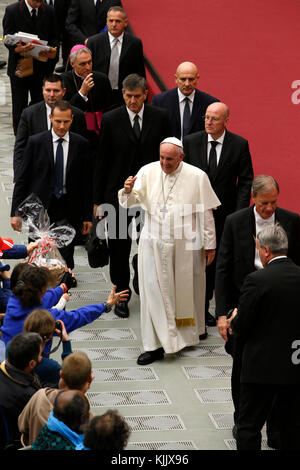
[178,88,195,103]
[254,206,275,226]
[207,130,226,145]
[51,129,69,142]
[126,105,144,122]
[25,0,38,14]
[108,31,124,45]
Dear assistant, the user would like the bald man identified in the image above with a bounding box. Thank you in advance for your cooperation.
[151,61,219,140]
[183,102,253,327]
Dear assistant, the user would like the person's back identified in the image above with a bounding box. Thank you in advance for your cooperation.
[0,332,42,449]
[32,390,90,450]
[18,351,93,446]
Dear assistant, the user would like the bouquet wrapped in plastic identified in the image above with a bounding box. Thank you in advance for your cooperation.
[16,195,76,287]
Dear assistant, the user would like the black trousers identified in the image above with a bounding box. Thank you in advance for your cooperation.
[106,206,142,295]
[237,382,300,450]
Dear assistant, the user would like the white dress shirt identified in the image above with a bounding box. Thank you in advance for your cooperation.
[178,89,195,139]
[25,0,38,16]
[207,130,226,166]
[45,103,52,130]
[108,31,124,55]
[52,130,69,194]
[254,206,275,269]
[126,105,144,131]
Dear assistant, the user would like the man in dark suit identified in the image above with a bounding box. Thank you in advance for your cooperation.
[151,62,219,140]
[43,0,72,71]
[93,74,171,318]
[66,0,122,48]
[11,101,92,271]
[215,174,300,443]
[61,45,112,117]
[3,0,59,134]
[87,6,145,107]
[228,224,300,450]
[184,102,253,327]
[14,73,88,182]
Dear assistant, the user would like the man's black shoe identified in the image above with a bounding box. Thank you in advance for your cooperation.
[199,329,208,340]
[137,348,164,365]
[114,301,129,318]
[206,312,216,326]
[0,61,7,69]
[232,424,237,440]
[132,253,139,295]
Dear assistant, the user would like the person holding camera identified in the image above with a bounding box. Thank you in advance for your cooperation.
[0,262,129,351]
[23,310,72,388]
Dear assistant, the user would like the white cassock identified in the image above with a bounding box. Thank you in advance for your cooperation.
[118,161,221,354]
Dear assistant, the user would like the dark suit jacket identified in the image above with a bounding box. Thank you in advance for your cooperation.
[151,87,219,139]
[93,104,171,206]
[11,130,92,226]
[215,206,300,318]
[61,69,113,112]
[86,31,145,91]
[183,129,253,240]
[231,257,300,384]
[13,101,88,181]
[3,1,59,77]
[66,0,122,46]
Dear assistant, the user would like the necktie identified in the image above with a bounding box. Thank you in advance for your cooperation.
[133,114,141,139]
[48,0,53,5]
[108,38,119,90]
[31,9,37,33]
[54,138,64,199]
[208,141,218,180]
[182,97,191,137]
[95,0,101,13]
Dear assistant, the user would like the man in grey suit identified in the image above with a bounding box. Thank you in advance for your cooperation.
[152,62,219,140]
[13,73,87,182]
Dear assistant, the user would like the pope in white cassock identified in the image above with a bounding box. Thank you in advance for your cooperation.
[118,137,221,365]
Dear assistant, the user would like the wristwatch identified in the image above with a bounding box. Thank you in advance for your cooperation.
[103,302,112,313]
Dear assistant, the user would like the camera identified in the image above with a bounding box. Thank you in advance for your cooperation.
[54,320,63,333]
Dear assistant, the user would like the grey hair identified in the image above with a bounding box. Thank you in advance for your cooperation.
[69,47,92,64]
[122,74,147,92]
[257,223,288,255]
[107,6,127,19]
[252,175,279,197]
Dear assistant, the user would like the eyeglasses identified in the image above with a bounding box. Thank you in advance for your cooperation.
[202,115,220,122]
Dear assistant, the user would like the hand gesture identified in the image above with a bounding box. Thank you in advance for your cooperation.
[124,176,137,194]
[80,73,94,96]
[106,285,129,307]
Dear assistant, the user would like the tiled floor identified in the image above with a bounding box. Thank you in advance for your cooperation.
[0,2,271,451]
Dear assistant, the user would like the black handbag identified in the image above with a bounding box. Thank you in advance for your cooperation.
[85,219,109,268]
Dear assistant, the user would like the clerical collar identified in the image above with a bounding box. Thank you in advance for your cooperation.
[178,89,195,104]
[254,206,275,227]
[74,70,86,81]
[25,0,38,15]
[207,130,226,145]
[126,105,144,122]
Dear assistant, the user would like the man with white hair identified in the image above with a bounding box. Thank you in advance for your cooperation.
[118,137,220,365]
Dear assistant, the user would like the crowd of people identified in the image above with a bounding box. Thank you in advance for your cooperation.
[0,0,300,452]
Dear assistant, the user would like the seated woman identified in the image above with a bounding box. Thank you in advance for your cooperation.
[0,263,129,350]
[23,309,72,388]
